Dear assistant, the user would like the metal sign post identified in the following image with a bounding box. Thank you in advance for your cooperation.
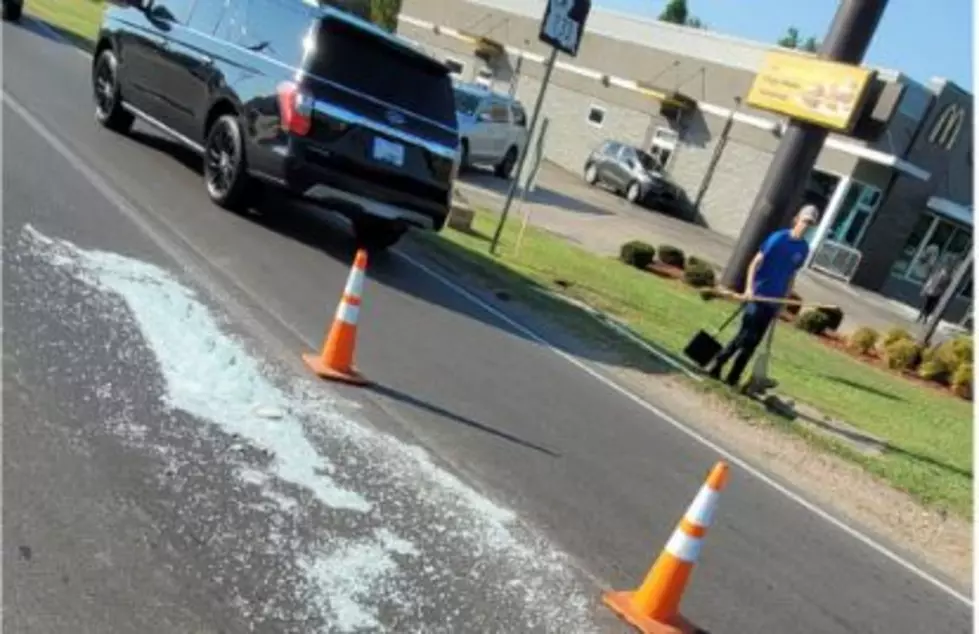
[514,117,550,257]
[488,0,591,256]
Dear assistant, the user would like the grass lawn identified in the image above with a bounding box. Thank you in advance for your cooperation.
[416,211,973,517]
[27,0,103,45]
[28,0,973,517]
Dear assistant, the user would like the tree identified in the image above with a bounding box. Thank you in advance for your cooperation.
[778,26,820,52]
[369,0,402,32]
[658,0,688,25]
[778,26,801,49]
[685,16,707,29]
[658,0,706,29]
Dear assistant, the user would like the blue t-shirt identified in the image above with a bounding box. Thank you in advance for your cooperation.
[752,229,810,299]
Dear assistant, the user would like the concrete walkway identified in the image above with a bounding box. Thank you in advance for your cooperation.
[455,162,966,339]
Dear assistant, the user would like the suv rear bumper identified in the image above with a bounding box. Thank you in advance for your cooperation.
[256,142,452,232]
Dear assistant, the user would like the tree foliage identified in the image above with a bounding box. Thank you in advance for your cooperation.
[369,0,402,32]
[658,0,706,29]
[778,26,819,52]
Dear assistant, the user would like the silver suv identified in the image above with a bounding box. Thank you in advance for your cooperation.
[453,82,528,179]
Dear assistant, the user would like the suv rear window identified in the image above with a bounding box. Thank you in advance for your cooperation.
[309,18,456,127]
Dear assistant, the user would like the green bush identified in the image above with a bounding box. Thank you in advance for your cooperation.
[619,241,656,270]
[682,259,715,288]
[880,327,913,350]
[917,359,949,384]
[783,291,804,317]
[817,306,845,331]
[883,339,922,372]
[657,244,686,268]
[795,309,830,335]
[847,326,879,355]
[951,363,973,400]
[936,336,973,373]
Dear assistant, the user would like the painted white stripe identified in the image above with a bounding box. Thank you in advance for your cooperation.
[344,268,366,299]
[684,487,720,528]
[8,45,971,606]
[390,250,973,607]
[336,301,360,325]
[664,529,702,563]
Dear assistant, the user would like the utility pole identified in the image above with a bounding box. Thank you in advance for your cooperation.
[919,251,973,347]
[720,0,890,292]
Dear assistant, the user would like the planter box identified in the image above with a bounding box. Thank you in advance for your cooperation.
[448,202,475,232]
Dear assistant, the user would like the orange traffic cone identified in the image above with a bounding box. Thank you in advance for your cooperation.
[303,249,370,385]
[603,461,730,634]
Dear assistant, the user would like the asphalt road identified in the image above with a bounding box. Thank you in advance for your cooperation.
[3,17,972,633]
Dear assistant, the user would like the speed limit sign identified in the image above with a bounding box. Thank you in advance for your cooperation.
[538,0,591,57]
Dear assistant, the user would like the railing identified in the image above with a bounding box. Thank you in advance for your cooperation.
[811,240,863,281]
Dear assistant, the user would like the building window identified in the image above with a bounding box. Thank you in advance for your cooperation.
[649,127,678,170]
[587,105,606,128]
[891,213,972,297]
[444,58,465,77]
[827,182,881,248]
[928,103,964,150]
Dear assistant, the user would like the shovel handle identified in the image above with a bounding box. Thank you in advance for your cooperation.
[710,287,839,311]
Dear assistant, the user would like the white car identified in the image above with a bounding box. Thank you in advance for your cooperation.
[453,82,528,179]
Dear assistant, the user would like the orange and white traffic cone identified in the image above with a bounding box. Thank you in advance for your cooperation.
[303,249,370,386]
[603,461,730,634]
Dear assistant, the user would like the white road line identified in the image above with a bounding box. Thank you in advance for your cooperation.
[13,30,974,608]
[393,250,974,608]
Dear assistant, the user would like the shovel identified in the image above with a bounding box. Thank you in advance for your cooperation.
[683,304,744,368]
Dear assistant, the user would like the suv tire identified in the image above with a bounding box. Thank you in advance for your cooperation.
[204,114,252,211]
[495,146,517,179]
[92,49,135,134]
[626,181,642,204]
[584,163,598,185]
[3,1,22,21]
[354,217,406,252]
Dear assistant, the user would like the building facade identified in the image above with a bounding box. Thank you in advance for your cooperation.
[396,0,973,320]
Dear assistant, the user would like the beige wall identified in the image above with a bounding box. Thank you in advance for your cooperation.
[399,0,967,242]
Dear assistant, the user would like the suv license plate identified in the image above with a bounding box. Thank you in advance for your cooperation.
[372,137,405,167]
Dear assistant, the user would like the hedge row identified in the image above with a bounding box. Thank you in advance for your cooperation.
[843,327,973,400]
[618,241,715,289]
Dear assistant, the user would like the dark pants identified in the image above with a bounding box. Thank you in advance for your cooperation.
[917,294,940,322]
[708,302,777,386]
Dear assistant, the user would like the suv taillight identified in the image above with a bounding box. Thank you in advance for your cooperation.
[277,82,313,136]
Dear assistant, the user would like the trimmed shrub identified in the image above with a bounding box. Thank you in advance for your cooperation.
[817,306,845,332]
[796,309,830,335]
[952,363,973,400]
[783,291,804,317]
[917,359,949,384]
[619,240,656,270]
[935,336,973,373]
[880,327,913,350]
[883,339,922,372]
[682,259,715,288]
[657,244,686,268]
[847,326,879,355]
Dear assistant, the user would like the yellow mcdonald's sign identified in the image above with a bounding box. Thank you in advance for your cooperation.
[746,51,874,132]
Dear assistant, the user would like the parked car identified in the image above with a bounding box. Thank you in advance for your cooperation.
[3,0,23,21]
[91,0,460,250]
[453,82,528,179]
[583,140,690,216]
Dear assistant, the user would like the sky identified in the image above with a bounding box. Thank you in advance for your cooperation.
[594,0,974,91]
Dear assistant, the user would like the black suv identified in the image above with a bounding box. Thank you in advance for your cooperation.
[92,0,460,249]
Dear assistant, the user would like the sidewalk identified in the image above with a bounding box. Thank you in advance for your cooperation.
[455,163,965,339]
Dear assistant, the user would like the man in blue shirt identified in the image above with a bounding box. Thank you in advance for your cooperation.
[708,205,818,387]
